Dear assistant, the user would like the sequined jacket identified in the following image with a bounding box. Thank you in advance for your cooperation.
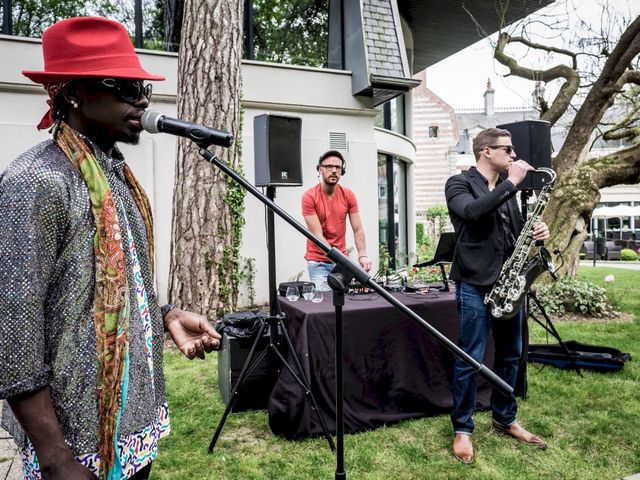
[0,139,168,456]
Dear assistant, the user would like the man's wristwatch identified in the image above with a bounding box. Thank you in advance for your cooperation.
[160,303,175,319]
[160,304,175,332]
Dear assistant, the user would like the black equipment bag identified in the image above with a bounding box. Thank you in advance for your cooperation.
[528,341,631,372]
[215,310,268,339]
[216,310,278,412]
[278,281,315,297]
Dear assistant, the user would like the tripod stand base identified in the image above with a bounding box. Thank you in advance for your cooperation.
[209,314,335,453]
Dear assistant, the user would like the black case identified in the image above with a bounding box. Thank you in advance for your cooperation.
[528,341,631,372]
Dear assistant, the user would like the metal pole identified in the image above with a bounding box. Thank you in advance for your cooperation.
[134,0,143,48]
[244,0,254,60]
[334,292,345,480]
[3,0,12,35]
[267,186,277,316]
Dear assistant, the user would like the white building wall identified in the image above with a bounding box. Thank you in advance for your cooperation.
[0,35,397,307]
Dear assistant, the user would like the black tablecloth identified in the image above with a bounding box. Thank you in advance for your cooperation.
[268,289,526,438]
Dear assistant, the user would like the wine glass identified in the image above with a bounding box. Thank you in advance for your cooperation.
[310,287,324,303]
[286,286,300,301]
[302,284,314,300]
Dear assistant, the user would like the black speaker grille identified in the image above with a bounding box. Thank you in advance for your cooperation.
[497,120,552,190]
[254,114,303,187]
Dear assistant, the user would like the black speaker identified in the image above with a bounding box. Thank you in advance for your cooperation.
[497,120,553,190]
[217,332,279,412]
[254,114,303,187]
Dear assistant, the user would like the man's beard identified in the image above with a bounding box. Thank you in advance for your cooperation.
[117,131,141,145]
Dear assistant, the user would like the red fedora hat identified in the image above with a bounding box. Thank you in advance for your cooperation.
[22,17,165,84]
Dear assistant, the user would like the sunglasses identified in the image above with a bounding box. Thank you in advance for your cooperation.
[92,78,153,103]
[487,145,515,154]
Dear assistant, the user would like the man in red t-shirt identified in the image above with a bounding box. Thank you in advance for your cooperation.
[301,150,372,290]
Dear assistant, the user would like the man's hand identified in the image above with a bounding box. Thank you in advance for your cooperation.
[506,160,534,187]
[358,255,373,272]
[164,308,221,359]
[532,222,550,241]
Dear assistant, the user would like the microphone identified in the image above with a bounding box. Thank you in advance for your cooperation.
[141,110,234,148]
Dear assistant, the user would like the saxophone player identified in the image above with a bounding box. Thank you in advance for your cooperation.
[444,128,549,464]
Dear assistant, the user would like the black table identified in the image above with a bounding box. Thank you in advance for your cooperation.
[268,289,526,438]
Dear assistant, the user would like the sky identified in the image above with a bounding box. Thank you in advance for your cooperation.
[425,0,639,110]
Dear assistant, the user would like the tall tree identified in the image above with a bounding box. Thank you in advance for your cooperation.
[4,0,163,48]
[168,0,245,318]
[5,0,114,36]
[163,0,328,65]
[488,2,640,275]
[251,0,328,67]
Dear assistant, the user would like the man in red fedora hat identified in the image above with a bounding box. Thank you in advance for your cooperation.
[0,17,221,480]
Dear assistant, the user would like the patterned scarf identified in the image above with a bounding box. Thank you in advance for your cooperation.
[54,122,155,479]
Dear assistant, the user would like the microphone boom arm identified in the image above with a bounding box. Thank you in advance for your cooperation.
[196,147,513,397]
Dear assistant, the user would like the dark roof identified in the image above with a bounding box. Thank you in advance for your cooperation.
[398,0,555,72]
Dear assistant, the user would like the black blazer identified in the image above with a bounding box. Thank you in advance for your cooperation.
[445,167,523,286]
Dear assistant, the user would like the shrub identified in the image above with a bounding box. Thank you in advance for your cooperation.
[416,223,425,245]
[408,265,447,284]
[620,248,638,261]
[534,276,619,318]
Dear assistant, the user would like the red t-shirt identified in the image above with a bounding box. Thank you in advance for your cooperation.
[301,184,359,262]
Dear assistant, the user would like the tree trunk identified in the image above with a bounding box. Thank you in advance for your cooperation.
[169,0,245,319]
[542,167,598,277]
[543,143,640,277]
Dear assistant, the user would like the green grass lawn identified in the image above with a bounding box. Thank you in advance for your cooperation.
[155,266,640,480]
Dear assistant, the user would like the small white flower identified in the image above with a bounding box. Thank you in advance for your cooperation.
[604,274,615,284]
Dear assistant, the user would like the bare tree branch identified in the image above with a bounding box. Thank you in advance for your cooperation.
[582,142,640,190]
[618,69,640,86]
[555,15,640,176]
[494,32,580,125]
[508,35,578,68]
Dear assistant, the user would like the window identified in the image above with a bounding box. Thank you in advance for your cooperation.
[389,95,406,135]
[378,154,408,269]
[375,95,406,135]
[429,126,439,138]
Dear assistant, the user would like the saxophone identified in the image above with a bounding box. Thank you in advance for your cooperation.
[484,167,557,320]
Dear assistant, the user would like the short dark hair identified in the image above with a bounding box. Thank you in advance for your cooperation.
[318,150,345,166]
[472,128,512,160]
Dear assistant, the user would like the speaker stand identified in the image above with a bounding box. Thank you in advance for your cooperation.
[208,184,335,453]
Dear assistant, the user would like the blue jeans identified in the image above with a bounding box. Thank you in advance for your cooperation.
[307,260,334,291]
[451,281,523,435]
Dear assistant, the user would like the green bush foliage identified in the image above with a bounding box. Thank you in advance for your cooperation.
[407,265,448,284]
[620,248,639,261]
[535,276,619,318]
[416,223,425,245]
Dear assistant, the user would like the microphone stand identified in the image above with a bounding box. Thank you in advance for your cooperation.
[196,146,513,479]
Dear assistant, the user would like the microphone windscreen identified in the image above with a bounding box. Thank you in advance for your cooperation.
[141,110,162,134]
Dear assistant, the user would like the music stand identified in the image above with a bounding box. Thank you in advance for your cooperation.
[413,232,456,291]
